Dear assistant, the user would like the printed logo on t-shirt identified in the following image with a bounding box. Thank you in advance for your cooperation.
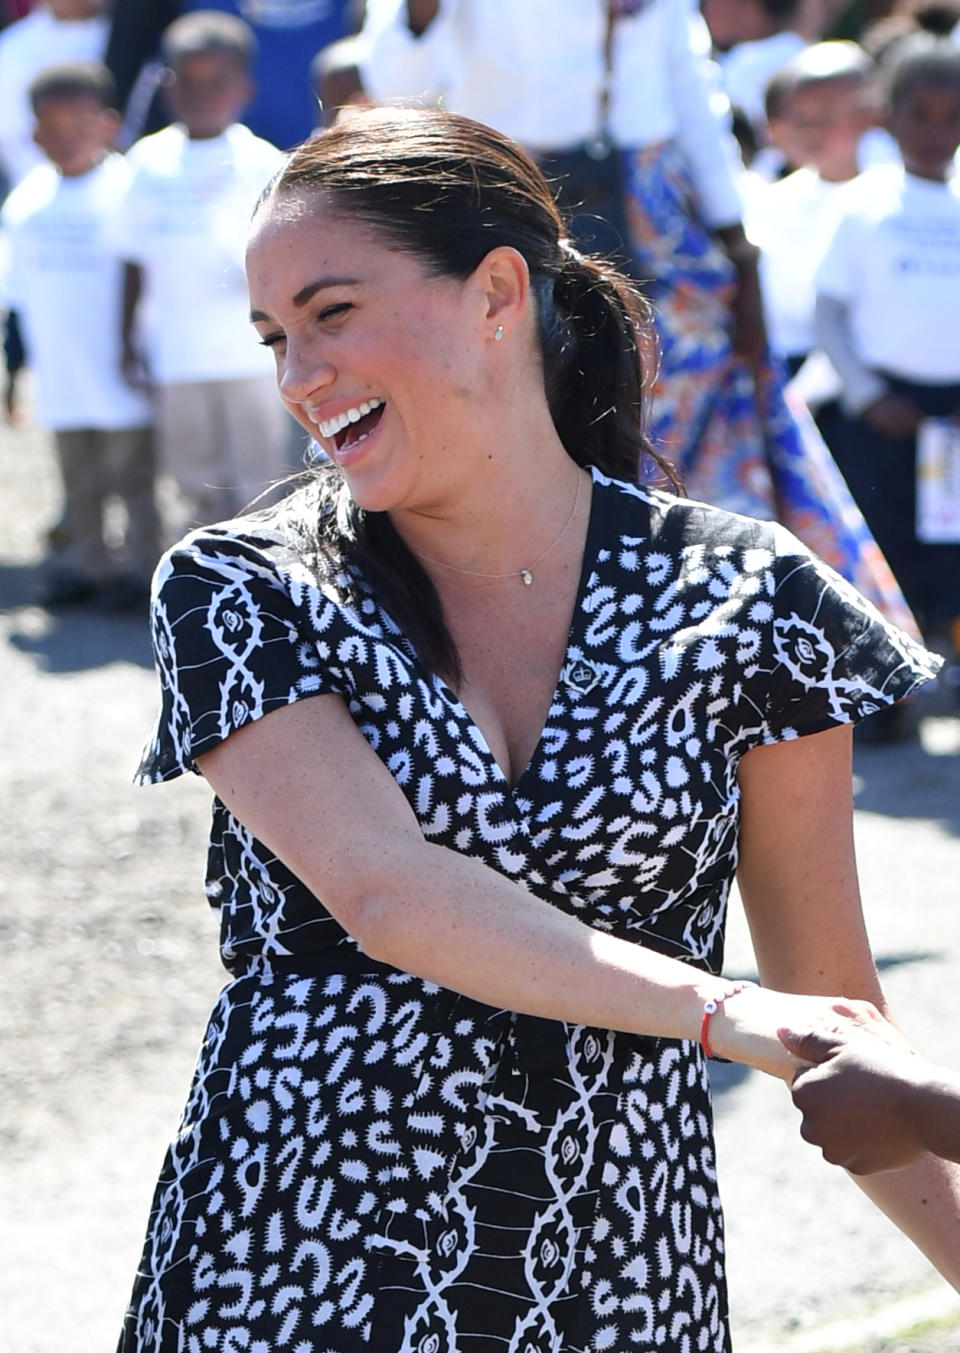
[889,216,960,276]
[238,0,333,26]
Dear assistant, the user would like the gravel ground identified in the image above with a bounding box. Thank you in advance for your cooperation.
[2,414,959,1353]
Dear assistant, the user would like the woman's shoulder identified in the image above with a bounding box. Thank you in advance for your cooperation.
[158,479,326,585]
[152,479,409,653]
[595,470,781,556]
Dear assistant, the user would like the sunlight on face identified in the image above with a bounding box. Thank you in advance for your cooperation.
[246,191,487,514]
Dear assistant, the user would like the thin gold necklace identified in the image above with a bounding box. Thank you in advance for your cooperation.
[412,471,585,586]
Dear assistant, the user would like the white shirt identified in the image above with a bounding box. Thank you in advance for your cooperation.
[360,0,744,228]
[816,165,960,384]
[746,167,848,358]
[1,155,152,431]
[0,7,109,187]
[110,123,284,384]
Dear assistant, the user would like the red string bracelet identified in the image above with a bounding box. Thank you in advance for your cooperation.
[700,981,754,1060]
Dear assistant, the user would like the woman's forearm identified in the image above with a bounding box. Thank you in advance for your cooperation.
[916,1071,960,1163]
[343,839,836,1079]
[198,701,849,1081]
[855,1157,960,1290]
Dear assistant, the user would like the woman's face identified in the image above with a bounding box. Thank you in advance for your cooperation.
[246,191,491,513]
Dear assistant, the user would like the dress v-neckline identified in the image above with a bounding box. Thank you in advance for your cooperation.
[431,469,604,796]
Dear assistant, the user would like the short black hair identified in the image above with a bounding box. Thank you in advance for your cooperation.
[759,0,804,20]
[884,33,960,108]
[29,60,116,113]
[161,8,257,71]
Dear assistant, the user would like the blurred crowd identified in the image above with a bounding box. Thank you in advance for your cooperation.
[0,0,957,730]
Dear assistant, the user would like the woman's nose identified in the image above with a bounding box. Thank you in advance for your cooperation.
[278,339,335,406]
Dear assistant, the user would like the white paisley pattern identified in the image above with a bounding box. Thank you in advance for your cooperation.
[120,469,939,1353]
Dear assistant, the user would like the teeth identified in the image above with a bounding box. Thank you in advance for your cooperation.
[316,398,383,439]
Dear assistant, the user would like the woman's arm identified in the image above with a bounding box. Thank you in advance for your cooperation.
[196,691,843,1078]
[738,725,960,1288]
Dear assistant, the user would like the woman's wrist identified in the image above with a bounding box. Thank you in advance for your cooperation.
[700,981,757,1059]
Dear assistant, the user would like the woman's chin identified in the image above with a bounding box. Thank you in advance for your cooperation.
[339,467,406,516]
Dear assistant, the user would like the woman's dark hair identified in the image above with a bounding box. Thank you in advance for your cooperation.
[257,106,672,681]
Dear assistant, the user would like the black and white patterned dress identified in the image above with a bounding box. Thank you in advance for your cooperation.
[120,469,938,1353]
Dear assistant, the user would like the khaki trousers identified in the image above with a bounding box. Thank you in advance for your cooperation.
[54,425,159,583]
[156,375,293,528]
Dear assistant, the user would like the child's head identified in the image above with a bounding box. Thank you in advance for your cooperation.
[161,10,256,140]
[765,41,877,180]
[703,0,806,46]
[884,35,960,180]
[29,61,119,177]
[46,0,107,19]
[309,38,371,130]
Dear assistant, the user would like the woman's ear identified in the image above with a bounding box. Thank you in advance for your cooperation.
[474,245,531,341]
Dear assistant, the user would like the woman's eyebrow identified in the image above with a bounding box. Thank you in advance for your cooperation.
[250,275,362,323]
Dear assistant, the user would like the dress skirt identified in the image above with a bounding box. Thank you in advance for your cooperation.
[118,964,728,1353]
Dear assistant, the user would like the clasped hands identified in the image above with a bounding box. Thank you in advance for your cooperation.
[710,987,926,1175]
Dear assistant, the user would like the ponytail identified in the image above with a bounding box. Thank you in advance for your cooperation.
[537,244,677,489]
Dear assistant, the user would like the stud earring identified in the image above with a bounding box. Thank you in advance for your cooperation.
[494,325,504,341]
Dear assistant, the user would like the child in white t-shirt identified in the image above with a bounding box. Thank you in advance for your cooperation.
[0,0,109,190]
[111,10,289,528]
[1,61,158,609]
[815,34,960,649]
[746,41,877,374]
[0,0,110,425]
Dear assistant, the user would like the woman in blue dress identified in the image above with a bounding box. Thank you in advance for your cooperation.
[120,107,960,1353]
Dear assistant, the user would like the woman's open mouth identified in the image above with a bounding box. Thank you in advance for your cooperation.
[317,398,385,454]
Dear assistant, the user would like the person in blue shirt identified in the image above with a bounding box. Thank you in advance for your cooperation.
[106,0,359,149]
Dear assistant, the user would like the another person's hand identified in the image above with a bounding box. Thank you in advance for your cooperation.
[862,392,923,440]
[778,1013,929,1174]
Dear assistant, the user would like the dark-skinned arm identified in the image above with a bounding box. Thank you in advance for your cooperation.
[780,1020,960,1173]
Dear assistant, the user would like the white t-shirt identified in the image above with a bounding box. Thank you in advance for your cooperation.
[360,0,744,228]
[746,167,848,358]
[1,155,152,431]
[110,123,284,384]
[0,7,109,187]
[816,165,960,384]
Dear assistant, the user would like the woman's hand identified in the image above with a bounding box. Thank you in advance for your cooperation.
[707,987,884,1081]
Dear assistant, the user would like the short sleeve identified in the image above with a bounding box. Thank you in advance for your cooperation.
[136,527,351,784]
[760,524,942,744]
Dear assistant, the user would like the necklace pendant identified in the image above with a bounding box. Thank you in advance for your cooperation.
[521,569,533,586]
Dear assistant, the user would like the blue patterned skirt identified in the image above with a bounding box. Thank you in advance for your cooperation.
[619,140,917,635]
